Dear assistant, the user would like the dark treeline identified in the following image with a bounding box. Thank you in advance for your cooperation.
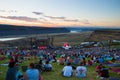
[0,24,70,37]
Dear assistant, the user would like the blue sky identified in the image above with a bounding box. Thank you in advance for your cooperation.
[0,0,120,27]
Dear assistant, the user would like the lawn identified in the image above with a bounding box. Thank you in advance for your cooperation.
[0,57,120,80]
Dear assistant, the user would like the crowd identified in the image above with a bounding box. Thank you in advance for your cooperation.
[0,46,120,80]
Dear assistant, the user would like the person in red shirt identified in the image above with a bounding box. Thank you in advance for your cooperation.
[59,56,65,65]
[9,57,15,63]
[81,57,86,66]
[88,60,92,66]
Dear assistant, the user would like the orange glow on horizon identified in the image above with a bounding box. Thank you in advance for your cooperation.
[0,19,120,27]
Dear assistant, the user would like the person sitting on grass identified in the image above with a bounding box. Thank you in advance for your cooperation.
[75,62,87,78]
[15,63,23,80]
[99,66,109,80]
[96,64,109,79]
[95,64,103,78]
[6,62,18,80]
[38,59,45,72]
[87,59,93,66]
[73,56,80,66]
[61,62,73,77]
[24,63,44,80]
[65,56,73,65]
[98,56,104,64]
[59,56,65,65]
[81,57,86,66]
[44,61,52,71]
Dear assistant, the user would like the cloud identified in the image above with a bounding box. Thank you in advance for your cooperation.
[40,21,54,24]
[32,11,43,15]
[9,10,17,13]
[64,19,80,22]
[0,9,17,13]
[32,11,66,20]
[0,10,91,26]
[39,17,47,21]
[0,9,5,12]
[32,11,80,23]
[44,15,66,19]
[0,16,39,22]
[81,19,91,24]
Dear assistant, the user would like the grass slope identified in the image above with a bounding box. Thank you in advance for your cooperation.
[0,58,120,80]
[53,31,92,46]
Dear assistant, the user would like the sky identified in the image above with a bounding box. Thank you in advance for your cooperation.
[0,0,120,27]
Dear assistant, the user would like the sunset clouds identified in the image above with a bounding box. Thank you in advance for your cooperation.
[0,10,87,26]
[0,0,120,27]
[32,12,43,15]
[0,16,39,22]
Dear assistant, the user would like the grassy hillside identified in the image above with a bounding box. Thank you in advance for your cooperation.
[0,58,120,80]
[87,30,120,41]
[52,31,92,46]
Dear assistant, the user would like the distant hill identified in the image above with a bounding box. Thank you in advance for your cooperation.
[0,24,120,37]
[67,27,120,32]
[86,30,120,41]
[0,24,70,37]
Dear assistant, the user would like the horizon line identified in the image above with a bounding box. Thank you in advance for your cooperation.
[0,23,120,28]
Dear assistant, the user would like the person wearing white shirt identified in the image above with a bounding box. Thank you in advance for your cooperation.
[62,63,73,77]
[76,62,87,78]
